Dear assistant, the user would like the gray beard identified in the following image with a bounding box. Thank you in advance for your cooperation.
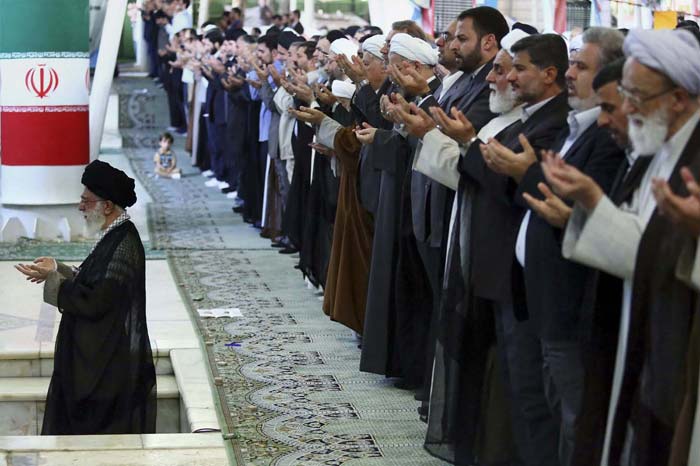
[84,208,106,237]
[489,86,518,114]
[628,107,670,155]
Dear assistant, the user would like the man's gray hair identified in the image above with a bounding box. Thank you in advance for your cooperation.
[582,27,625,68]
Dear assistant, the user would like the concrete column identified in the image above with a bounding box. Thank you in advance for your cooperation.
[302,0,314,32]
[89,0,128,161]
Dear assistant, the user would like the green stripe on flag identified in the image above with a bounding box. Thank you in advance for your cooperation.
[0,0,89,53]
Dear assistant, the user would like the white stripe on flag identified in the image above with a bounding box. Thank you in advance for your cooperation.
[0,165,86,205]
[0,58,89,107]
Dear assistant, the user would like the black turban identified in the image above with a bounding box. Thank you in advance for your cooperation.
[278,30,302,50]
[225,27,245,42]
[81,160,137,208]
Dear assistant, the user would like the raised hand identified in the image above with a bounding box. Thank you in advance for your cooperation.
[652,167,700,236]
[337,54,366,83]
[252,61,269,81]
[354,122,377,145]
[15,256,57,284]
[288,106,326,125]
[541,151,603,211]
[313,83,337,106]
[393,102,436,139]
[268,64,282,87]
[481,134,537,182]
[429,106,476,144]
[523,182,573,228]
[389,64,431,97]
[286,80,314,105]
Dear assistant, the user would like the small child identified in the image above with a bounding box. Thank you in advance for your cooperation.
[153,132,181,179]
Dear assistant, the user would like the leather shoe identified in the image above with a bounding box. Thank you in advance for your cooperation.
[279,247,298,254]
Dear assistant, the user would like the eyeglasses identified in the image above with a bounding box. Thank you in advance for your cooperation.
[617,84,676,108]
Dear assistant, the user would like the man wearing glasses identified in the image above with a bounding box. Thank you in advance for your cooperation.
[541,28,700,466]
[15,160,156,435]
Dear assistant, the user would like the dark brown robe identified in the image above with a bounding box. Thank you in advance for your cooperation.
[322,127,374,334]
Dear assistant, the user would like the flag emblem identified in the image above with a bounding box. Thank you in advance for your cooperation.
[24,64,59,99]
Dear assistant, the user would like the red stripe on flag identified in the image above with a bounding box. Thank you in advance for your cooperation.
[1,109,89,166]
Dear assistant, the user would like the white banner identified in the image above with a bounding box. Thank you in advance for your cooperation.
[0,58,89,107]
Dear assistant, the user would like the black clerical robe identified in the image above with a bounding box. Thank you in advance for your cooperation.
[426,93,570,465]
[42,220,156,435]
[608,121,700,466]
[359,78,441,378]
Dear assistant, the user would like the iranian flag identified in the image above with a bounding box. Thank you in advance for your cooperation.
[0,0,89,205]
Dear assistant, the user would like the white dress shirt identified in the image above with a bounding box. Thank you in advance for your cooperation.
[515,105,600,266]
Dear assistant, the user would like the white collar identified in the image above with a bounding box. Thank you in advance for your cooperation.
[521,95,557,123]
[566,106,601,140]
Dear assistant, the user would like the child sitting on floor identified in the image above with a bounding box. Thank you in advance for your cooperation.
[153,132,181,179]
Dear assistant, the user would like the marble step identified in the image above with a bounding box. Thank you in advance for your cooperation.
[169,348,222,434]
[0,375,178,401]
[0,375,180,435]
[0,433,228,466]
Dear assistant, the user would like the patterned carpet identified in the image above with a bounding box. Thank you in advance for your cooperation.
[115,78,440,466]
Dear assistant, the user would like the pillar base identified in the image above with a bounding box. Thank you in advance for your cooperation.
[0,205,88,242]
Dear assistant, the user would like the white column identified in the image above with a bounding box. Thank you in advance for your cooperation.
[198,0,210,28]
[302,0,314,32]
[134,0,148,69]
[89,0,128,161]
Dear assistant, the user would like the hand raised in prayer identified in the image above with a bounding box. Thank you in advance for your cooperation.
[288,106,326,125]
[208,57,226,74]
[337,54,366,83]
[288,67,309,86]
[481,134,537,182]
[252,61,269,81]
[389,64,431,97]
[523,182,573,228]
[380,93,410,125]
[268,64,282,87]
[541,151,603,212]
[246,77,262,89]
[314,83,337,106]
[354,122,377,145]
[393,102,436,139]
[652,167,700,237]
[15,257,57,284]
[309,142,336,157]
[286,80,314,105]
[429,106,476,144]
[222,74,244,90]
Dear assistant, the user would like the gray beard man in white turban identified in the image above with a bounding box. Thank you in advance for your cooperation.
[540,28,700,466]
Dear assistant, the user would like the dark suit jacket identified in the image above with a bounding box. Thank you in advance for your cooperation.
[460,92,570,302]
[515,121,625,339]
[352,78,394,130]
[412,65,495,248]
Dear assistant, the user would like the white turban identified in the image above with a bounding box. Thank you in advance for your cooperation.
[331,80,356,99]
[389,33,439,66]
[362,34,386,60]
[624,28,700,95]
[500,29,530,57]
[330,38,359,59]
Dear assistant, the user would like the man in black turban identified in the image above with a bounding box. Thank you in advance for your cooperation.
[15,160,156,435]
